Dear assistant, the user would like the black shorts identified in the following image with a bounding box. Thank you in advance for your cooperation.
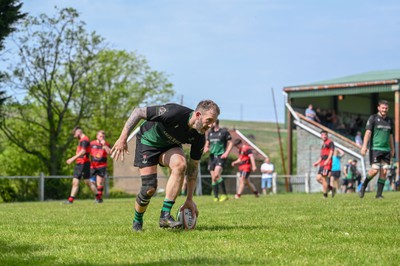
[370,150,391,165]
[239,171,251,179]
[91,167,107,178]
[331,171,341,179]
[318,166,331,177]
[74,162,90,179]
[342,179,354,188]
[134,140,180,168]
[208,154,226,171]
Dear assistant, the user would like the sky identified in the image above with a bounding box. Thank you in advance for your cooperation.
[15,0,400,122]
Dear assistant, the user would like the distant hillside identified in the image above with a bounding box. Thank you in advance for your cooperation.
[219,120,289,174]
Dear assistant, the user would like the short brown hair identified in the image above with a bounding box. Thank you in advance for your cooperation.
[72,126,82,134]
[378,100,389,106]
[195,100,220,116]
[233,139,242,146]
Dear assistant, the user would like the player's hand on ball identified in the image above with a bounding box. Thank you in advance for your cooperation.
[181,199,199,218]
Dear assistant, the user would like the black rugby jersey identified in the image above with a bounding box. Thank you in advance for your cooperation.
[207,128,232,156]
[365,114,393,152]
[138,103,205,160]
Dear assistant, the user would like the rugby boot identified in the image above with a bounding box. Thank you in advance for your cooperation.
[159,213,182,229]
[219,194,228,202]
[359,185,366,198]
[132,221,143,232]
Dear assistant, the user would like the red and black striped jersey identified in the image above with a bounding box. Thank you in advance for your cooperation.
[90,140,110,169]
[76,135,90,164]
[238,144,253,172]
[320,139,334,168]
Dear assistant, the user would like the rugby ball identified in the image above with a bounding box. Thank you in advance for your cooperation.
[177,206,197,230]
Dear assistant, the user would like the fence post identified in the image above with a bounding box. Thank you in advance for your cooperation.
[196,165,202,196]
[39,172,45,201]
[105,173,110,198]
[305,173,310,194]
[272,173,277,194]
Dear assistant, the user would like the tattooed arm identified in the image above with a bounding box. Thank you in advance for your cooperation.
[182,158,200,216]
[186,158,199,200]
[111,107,146,161]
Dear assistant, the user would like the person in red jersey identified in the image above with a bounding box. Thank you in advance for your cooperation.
[231,139,260,199]
[90,130,111,203]
[65,126,98,204]
[313,130,335,198]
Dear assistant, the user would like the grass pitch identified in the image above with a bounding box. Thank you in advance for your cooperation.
[1,193,400,265]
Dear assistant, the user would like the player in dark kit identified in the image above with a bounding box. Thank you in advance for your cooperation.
[111,100,220,232]
[360,100,395,199]
[313,130,335,198]
[204,119,233,202]
[90,130,111,203]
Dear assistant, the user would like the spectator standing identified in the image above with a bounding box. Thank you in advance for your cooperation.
[65,127,98,204]
[231,139,260,198]
[90,130,111,203]
[341,160,352,193]
[260,157,274,195]
[331,148,344,194]
[313,130,335,198]
[203,119,233,202]
[360,100,395,199]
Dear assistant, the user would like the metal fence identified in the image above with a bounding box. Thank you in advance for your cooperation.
[0,173,311,202]
[1,173,395,202]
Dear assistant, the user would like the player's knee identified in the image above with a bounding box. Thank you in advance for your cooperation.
[371,163,381,170]
[172,159,187,174]
[136,174,158,207]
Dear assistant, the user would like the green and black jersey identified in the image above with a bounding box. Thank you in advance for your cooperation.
[365,114,393,152]
[138,103,205,160]
[207,128,232,156]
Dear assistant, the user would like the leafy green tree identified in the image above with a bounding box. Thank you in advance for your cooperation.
[84,49,174,141]
[1,7,104,175]
[0,7,174,179]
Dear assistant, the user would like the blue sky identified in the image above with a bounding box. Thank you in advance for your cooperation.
[18,0,400,122]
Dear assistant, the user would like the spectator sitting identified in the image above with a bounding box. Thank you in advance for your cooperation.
[355,131,363,147]
[318,109,327,126]
[305,104,318,121]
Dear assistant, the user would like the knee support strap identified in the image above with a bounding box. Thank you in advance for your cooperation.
[136,174,158,207]
[372,163,390,170]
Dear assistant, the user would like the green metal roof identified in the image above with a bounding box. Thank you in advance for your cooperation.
[305,69,400,86]
[284,69,400,98]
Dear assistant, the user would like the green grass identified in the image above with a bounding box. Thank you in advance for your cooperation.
[1,193,400,265]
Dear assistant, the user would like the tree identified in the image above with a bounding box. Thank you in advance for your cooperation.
[0,7,174,177]
[0,0,26,50]
[1,7,105,175]
[0,0,27,117]
[85,49,174,141]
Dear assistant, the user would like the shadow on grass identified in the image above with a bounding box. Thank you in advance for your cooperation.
[196,224,266,231]
[132,257,253,266]
[0,239,58,265]
[152,224,266,232]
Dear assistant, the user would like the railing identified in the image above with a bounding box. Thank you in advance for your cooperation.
[285,103,367,180]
